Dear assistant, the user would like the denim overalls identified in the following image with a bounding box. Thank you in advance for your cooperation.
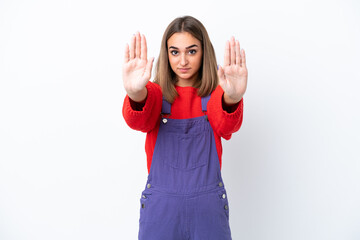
[138,95,232,240]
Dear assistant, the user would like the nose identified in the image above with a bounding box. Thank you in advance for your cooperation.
[180,53,188,66]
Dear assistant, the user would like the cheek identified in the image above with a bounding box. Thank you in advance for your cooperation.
[194,55,203,70]
[168,56,177,70]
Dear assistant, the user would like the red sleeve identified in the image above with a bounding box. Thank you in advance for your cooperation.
[122,81,162,133]
[207,85,244,140]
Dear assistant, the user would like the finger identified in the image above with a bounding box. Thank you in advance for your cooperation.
[130,34,136,59]
[241,49,247,68]
[141,34,147,60]
[224,40,230,66]
[230,36,236,65]
[235,40,241,66]
[135,32,141,58]
[144,57,154,80]
[124,43,130,63]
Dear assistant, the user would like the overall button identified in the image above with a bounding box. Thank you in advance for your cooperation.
[224,205,228,210]
[142,195,147,199]
[222,193,226,199]
[147,183,151,188]
[162,119,168,124]
[218,182,223,187]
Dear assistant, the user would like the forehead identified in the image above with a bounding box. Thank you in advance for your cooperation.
[167,32,201,48]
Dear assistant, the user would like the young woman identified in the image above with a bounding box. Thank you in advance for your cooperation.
[122,16,247,240]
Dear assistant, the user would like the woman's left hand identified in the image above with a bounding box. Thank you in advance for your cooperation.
[218,36,248,104]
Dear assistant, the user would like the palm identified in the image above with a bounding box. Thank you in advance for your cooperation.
[123,58,149,92]
[218,37,248,103]
[220,64,247,98]
[123,32,154,95]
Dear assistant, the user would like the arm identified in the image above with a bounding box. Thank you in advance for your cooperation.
[122,81,162,132]
[122,32,161,132]
[208,36,247,139]
[207,86,243,140]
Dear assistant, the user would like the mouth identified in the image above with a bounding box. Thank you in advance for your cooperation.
[179,68,190,73]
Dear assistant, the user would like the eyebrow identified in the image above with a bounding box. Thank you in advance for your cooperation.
[169,44,199,50]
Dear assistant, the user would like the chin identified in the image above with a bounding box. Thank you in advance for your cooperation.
[177,73,193,79]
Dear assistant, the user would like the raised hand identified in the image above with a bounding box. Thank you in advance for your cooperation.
[218,36,248,104]
[123,32,154,102]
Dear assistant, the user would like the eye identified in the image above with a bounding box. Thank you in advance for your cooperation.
[170,50,179,56]
[189,49,197,54]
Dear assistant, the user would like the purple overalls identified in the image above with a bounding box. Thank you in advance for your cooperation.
[138,96,232,240]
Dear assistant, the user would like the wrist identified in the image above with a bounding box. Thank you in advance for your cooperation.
[127,87,148,103]
[223,93,242,105]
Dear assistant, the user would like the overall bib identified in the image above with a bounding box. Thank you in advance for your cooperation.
[138,96,232,240]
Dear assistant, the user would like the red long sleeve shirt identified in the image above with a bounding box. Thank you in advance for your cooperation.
[122,81,244,174]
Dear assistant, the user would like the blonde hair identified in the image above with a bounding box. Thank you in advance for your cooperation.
[153,16,218,103]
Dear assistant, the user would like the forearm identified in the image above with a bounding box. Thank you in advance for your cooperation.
[223,92,243,106]
[127,87,148,103]
[122,82,162,132]
[207,86,244,140]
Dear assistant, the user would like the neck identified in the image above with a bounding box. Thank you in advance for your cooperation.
[175,74,198,87]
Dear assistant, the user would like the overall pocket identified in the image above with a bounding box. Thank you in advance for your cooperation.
[162,131,211,170]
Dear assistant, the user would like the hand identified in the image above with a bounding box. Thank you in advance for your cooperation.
[123,32,154,102]
[218,36,248,104]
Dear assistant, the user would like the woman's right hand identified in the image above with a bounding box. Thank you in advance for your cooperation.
[123,32,154,102]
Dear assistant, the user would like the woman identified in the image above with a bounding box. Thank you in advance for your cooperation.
[122,15,247,240]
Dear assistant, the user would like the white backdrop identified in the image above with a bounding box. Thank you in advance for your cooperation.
[1,0,359,239]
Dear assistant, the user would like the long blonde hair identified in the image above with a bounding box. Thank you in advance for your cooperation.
[154,16,218,103]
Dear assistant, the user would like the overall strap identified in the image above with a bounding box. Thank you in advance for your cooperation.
[161,96,172,115]
[201,95,211,112]
[162,95,211,114]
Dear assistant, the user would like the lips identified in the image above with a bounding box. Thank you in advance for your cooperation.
[179,68,190,73]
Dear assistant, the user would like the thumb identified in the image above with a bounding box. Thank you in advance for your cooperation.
[144,57,154,80]
[217,65,226,88]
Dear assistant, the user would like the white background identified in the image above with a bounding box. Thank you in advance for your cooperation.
[1,0,359,239]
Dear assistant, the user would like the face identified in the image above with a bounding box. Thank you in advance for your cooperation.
[167,32,203,87]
